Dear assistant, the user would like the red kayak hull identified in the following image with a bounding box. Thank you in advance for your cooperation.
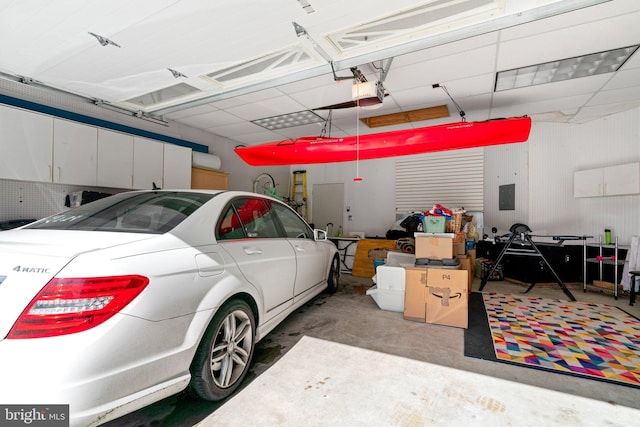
[234,116,531,166]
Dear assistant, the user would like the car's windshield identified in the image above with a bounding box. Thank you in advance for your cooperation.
[26,191,215,234]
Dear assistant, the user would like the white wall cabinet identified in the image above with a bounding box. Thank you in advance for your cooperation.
[574,162,640,197]
[0,105,53,182]
[163,144,192,189]
[133,137,164,190]
[97,129,134,189]
[53,118,98,186]
[1,104,193,190]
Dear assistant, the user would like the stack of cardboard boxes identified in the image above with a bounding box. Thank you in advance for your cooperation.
[404,233,473,329]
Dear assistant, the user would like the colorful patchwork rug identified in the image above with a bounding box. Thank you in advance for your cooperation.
[464,292,640,388]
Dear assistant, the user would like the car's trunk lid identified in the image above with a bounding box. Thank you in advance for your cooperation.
[0,230,154,339]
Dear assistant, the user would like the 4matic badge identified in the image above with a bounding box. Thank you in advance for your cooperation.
[12,265,51,274]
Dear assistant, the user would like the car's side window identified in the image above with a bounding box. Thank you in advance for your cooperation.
[272,203,312,239]
[232,198,280,238]
[216,206,246,240]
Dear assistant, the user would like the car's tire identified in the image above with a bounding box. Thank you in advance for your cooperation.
[189,299,256,401]
[326,254,340,294]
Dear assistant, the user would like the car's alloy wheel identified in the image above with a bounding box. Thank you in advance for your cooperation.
[190,300,255,401]
[327,254,340,294]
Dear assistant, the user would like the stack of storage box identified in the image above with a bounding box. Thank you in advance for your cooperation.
[405,233,469,328]
[365,232,475,329]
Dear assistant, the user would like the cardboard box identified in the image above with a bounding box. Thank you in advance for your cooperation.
[415,236,454,260]
[425,268,468,328]
[403,267,428,322]
[467,249,476,269]
[453,231,466,243]
[456,255,473,291]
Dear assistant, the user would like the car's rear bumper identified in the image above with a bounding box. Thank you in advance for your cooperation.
[0,310,212,426]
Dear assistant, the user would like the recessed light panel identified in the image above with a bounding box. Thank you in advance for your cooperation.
[495,45,639,91]
[252,110,325,130]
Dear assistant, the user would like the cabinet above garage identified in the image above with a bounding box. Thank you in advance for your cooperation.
[574,162,640,197]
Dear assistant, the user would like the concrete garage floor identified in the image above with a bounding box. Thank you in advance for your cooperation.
[109,274,640,426]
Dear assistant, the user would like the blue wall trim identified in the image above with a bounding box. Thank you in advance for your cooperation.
[0,94,208,153]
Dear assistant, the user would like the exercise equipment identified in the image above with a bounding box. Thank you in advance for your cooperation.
[478,223,580,301]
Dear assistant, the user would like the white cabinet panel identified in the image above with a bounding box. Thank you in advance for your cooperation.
[163,144,192,189]
[574,162,640,197]
[574,168,603,197]
[133,137,164,190]
[604,162,640,196]
[0,105,53,182]
[97,129,134,188]
[53,119,97,185]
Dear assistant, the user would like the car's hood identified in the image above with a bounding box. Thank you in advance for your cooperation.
[0,230,155,339]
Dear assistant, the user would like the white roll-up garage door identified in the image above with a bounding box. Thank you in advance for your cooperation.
[395,148,484,212]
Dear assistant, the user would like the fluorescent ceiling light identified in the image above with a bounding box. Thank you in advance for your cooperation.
[495,45,639,91]
[252,110,325,130]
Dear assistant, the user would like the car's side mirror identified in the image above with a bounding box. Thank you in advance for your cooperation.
[313,228,327,241]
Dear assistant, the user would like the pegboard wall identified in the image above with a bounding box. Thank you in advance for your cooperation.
[0,179,122,222]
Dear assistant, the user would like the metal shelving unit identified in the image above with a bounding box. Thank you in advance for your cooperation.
[583,236,626,299]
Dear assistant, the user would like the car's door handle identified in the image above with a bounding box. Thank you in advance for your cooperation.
[243,247,262,255]
[294,245,305,252]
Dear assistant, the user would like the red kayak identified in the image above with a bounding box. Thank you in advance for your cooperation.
[235,116,531,166]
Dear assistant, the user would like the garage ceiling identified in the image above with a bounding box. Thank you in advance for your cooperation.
[1,0,639,146]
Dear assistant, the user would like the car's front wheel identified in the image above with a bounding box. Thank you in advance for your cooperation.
[189,299,256,401]
[327,254,340,294]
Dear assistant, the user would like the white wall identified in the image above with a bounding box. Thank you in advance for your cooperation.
[483,108,640,244]
[301,157,396,238]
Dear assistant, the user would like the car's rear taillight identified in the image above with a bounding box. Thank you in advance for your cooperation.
[7,275,149,339]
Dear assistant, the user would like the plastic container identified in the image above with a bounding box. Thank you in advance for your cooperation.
[414,258,461,269]
[423,216,446,233]
[376,265,406,291]
[386,251,416,267]
[366,286,404,312]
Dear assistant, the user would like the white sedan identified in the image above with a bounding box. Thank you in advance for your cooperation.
[0,190,340,426]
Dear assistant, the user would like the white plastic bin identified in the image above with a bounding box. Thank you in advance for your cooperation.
[376,265,406,291]
[366,286,404,312]
[386,251,416,267]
